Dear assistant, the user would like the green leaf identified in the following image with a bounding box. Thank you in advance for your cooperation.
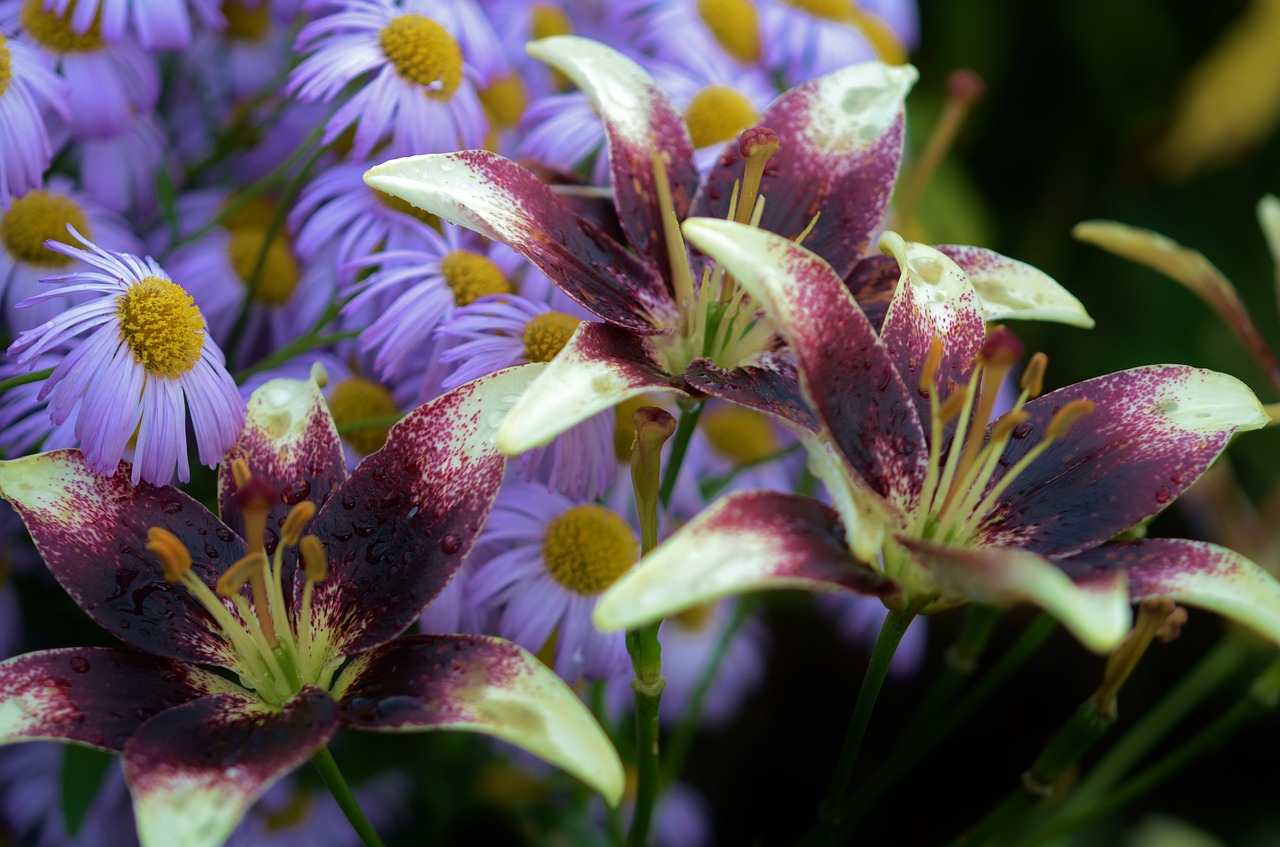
[61,744,114,836]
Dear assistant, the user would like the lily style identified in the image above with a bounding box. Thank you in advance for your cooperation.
[594,219,1280,655]
[364,35,1092,456]
[0,366,622,847]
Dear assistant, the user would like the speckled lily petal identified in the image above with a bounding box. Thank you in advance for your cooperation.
[979,366,1269,557]
[691,62,916,278]
[1073,221,1278,387]
[333,634,624,806]
[311,366,545,660]
[364,151,675,333]
[901,539,1131,654]
[0,452,245,668]
[125,686,338,847]
[684,354,820,433]
[1060,538,1280,647]
[879,234,986,427]
[681,218,928,509]
[528,36,698,288]
[843,254,899,330]
[218,372,346,560]
[496,323,684,455]
[0,648,241,752]
[936,245,1095,329]
[595,491,895,633]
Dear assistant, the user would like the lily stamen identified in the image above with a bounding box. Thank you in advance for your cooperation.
[298,534,328,675]
[234,473,280,647]
[216,551,268,597]
[280,500,317,546]
[145,526,191,582]
[733,126,779,227]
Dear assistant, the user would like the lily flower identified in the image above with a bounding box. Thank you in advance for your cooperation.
[594,220,1280,654]
[364,35,1091,455]
[0,366,623,847]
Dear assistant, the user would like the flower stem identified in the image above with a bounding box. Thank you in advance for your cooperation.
[0,367,53,396]
[311,746,387,847]
[657,400,703,509]
[818,607,915,825]
[904,604,1002,737]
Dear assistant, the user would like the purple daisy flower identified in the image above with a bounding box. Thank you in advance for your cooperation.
[74,111,175,217]
[0,31,69,208]
[0,350,79,457]
[184,0,294,105]
[287,0,491,159]
[3,0,160,139]
[517,90,610,182]
[757,0,915,85]
[0,742,137,847]
[8,228,242,485]
[467,481,635,683]
[648,52,777,169]
[40,0,224,49]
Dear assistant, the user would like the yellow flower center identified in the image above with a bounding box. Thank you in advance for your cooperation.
[479,72,528,131]
[530,4,573,39]
[522,311,580,364]
[702,405,778,464]
[780,0,853,21]
[20,0,104,53]
[378,14,463,101]
[441,250,511,306]
[115,277,205,378]
[1,190,91,268]
[849,7,907,65]
[695,0,762,63]
[0,33,12,96]
[222,0,271,43]
[372,188,442,231]
[684,85,758,149]
[220,194,276,229]
[227,227,301,307]
[326,377,400,455]
[542,504,638,596]
[672,602,717,632]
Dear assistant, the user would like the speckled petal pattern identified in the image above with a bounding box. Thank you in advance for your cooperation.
[937,245,1095,328]
[684,354,820,433]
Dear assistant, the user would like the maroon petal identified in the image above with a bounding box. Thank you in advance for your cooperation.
[310,367,537,658]
[0,451,246,667]
[218,374,346,555]
[684,354,820,433]
[691,63,916,278]
[364,151,675,333]
[844,254,899,331]
[0,648,242,752]
[979,366,1269,557]
[124,686,338,847]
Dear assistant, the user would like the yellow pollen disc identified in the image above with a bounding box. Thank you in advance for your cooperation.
[542,504,638,596]
[227,227,301,307]
[612,394,660,461]
[20,0,105,53]
[116,277,205,378]
[702,405,779,464]
[781,0,854,21]
[378,14,464,100]
[479,73,528,131]
[222,0,271,43]
[440,250,511,306]
[522,311,580,364]
[696,0,762,63]
[672,602,717,632]
[0,33,12,97]
[850,7,907,65]
[530,4,574,39]
[326,377,400,455]
[0,190,91,268]
[372,187,441,231]
[684,85,758,149]
[219,194,276,230]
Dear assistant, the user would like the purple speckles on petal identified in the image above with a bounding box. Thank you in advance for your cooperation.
[684,356,820,433]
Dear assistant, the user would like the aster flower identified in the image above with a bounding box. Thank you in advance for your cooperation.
[594,220,1280,655]
[0,30,69,208]
[0,367,623,847]
[286,0,491,160]
[366,36,1091,457]
[74,111,175,217]
[467,480,636,683]
[41,0,224,49]
[7,228,242,485]
[756,0,914,83]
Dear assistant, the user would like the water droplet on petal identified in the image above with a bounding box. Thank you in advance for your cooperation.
[441,534,462,555]
[69,656,90,673]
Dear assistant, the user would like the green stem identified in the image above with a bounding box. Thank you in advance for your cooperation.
[662,597,755,783]
[231,323,358,383]
[657,401,703,509]
[626,621,664,847]
[819,608,915,825]
[904,605,1002,737]
[311,746,387,847]
[0,367,53,396]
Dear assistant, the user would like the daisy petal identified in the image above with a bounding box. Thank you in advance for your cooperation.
[0,451,245,668]
[692,62,917,277]
[595,491,894,633]
[496,323,684,455]
[682,218,928,507]
[979,366,1270,557]
[333,634,624,806]
[125,687,338,847]
[0,648,241,752]
[528,36,699,286]
[364,151,675,332]
[936,245,1095,329]
[313,366,545,659]
[901,539,1131,654]
[684,354,820,432]
[1061,538,1280,647]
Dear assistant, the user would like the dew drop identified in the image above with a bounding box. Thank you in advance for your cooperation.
[353,524,375,538]
[161,500,182,515]
[69,656,90,674]
[341,494,357,510]
[441,534,462,555]
[1155,486,1174,505]
[1012,422,1033,440]
[281,479,312,505]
